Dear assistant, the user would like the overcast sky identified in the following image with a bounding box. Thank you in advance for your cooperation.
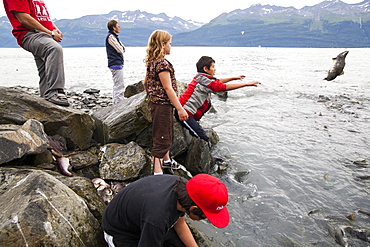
[1,0,363,23]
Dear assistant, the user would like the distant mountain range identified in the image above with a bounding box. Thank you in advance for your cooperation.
[174,0,370,47]
[0,10,203,47]
[1,0,370,48]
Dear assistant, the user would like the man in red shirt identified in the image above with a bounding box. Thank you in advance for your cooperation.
[3,0,69,106]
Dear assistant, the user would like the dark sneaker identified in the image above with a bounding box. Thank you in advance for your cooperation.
[162,159,181,174]
[46,93,70,107]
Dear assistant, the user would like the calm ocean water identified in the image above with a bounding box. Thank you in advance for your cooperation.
[1,47,369,246]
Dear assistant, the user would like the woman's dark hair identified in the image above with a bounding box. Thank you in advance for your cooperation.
[173,179,206,219]
[196,56,215,73]
[107,20,118,32]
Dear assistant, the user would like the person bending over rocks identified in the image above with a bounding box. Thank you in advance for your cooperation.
[102,174,229,247]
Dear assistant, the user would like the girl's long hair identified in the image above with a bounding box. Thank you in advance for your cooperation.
[144,30,171,67]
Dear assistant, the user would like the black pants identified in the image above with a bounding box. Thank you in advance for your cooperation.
[175,111,209,142]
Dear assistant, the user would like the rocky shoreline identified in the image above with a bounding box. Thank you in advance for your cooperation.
[15,86,114,114]
[0,83,224,246]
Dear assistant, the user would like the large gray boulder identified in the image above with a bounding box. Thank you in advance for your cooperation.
[0,119,48,164]
[171,120,192,157]
[0,87,95,150]
[185,137,214,175]
[124,81,145,98]
[69,149,100,170]
[52,173,107,224]
[92,92,151,144]
[0,168,105,247]
[100,142,151,180]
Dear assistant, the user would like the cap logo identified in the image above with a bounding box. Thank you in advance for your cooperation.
[216,206,225,211]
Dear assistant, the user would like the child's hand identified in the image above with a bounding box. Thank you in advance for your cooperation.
[236,75,246,80]
[248,81,261,87]
[178,108,188,121]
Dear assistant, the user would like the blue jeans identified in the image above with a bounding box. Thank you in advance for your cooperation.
[22,30,65,98]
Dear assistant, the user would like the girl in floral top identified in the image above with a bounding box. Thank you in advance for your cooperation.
[144,30,188,175]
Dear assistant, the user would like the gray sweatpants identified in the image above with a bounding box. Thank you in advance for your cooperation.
[22,30,65,98]
[110,68,125,104]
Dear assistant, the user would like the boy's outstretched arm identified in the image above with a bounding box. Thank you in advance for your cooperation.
[220,75,246,83]
[225,80,261,91]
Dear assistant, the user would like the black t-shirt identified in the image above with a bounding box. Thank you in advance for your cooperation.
[102,175,186,246]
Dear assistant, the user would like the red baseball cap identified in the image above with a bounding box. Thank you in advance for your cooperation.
[186,174,229,228]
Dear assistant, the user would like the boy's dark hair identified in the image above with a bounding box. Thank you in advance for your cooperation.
[196,56,215,73]
[107,20,118,32]
[173,179,206,219]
